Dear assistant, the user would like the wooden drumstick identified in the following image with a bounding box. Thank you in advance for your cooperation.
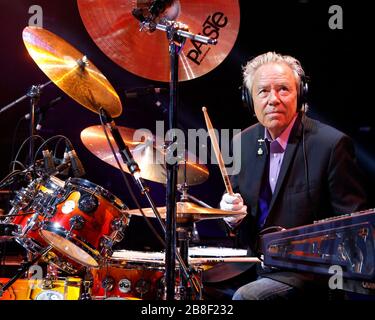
[202,107,234,195]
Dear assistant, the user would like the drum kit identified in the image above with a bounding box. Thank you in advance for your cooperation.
[0,1,258,300]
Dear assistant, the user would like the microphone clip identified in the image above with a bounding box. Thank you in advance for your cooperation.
[257,138,265,156]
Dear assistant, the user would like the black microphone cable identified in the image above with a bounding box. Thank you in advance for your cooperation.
[99,112,166,248]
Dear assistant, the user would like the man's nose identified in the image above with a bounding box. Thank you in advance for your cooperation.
[268,90,280,105]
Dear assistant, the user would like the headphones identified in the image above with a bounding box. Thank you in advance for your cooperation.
[241,75,309,115]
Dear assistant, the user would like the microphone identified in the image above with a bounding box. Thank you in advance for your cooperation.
[99,109,140,176]
[66,146,86,177]
[148,0,174,20]
[124,86,168,99]
[42,149,56,175]
[256,138,269,156]
[57,149,71,176]
[132,7,146,22]
[24,96,63,120]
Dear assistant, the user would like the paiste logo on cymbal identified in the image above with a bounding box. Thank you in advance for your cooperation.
[187,12,229,66]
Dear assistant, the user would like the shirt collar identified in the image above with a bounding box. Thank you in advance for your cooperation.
[264,114,298,151]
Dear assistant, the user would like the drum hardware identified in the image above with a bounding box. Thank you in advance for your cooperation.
[0,245,53,298]
[0,81,53,166]
[80,268,94,300]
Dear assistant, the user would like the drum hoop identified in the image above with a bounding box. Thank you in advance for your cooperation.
[107,260,166,270]
[67,178,126,210]
[40,222,102,268]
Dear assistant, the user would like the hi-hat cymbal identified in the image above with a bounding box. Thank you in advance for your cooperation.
[22,26,122,117]
[80,125,209,185]
[77,0,240,82]
[126,201,243,223]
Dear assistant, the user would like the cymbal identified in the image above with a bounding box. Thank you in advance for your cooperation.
[126,201,243,223]
[77,0,240,82]
[80,125,209,185]
[22,26,122,117]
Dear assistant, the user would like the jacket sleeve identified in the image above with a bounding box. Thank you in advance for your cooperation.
[327,135,368,214]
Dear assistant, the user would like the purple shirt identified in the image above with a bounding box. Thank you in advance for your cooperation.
[265,115,298,193]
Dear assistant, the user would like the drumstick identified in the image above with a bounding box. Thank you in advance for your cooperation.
[202,107,234,195]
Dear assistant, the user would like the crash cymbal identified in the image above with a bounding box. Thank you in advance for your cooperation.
[126,201,243,223]
[80,125,209,185]
[77,0,240,82]
[22,26,122,117]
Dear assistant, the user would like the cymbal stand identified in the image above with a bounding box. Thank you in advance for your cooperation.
[178,182,213,209]
[138,18,216,300]
[99,108,201,299]
[0,81,52,165]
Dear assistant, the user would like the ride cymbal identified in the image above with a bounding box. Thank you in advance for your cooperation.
[23,26,122,117]
[77,0,240,82]
[80,125,209,185]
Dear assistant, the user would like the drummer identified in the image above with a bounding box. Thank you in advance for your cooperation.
[219,52,368,300]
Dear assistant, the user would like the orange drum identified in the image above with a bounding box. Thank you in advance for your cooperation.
[0,277,81,300]
[91,250,199,300]
[2,177,84,274]
[40,178,130,268]
[91,265,165,300]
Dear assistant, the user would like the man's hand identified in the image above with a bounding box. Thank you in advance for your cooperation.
[220,193,247,227]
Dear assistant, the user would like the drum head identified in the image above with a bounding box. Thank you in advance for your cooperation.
[40,229,99,268]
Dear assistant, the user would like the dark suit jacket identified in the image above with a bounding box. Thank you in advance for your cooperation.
[230,112,368,288]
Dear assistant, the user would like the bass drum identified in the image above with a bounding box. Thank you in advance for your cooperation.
[0,277,81,300]
[40,178,130,268]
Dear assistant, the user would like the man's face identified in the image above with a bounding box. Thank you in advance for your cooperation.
[251,63,299,139]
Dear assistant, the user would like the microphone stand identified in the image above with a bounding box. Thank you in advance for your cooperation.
[137,19,216,300]
[0,81,52,166]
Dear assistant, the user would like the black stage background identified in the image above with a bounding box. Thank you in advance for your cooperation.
[0,0,373,252]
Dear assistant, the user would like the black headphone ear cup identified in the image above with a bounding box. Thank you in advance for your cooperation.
[298,77,309,110]
[241,84,254,115]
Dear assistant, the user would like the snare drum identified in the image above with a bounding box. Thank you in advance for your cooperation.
[40,178,129,268]
[100,250,202,300]
[93,250,169,300]
[91,264,165,300]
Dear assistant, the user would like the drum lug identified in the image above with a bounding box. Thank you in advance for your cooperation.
[135,278,151,297]
[118,278,132,293]
[41,278,54,290]
[101,276,115,291]
[69,215,85,230]
[111,218,126,232]
[78,193,98,214]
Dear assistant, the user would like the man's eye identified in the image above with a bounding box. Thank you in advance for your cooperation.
[258,89,268,95]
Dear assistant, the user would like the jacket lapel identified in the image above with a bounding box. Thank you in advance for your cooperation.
[248,124,269,218]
